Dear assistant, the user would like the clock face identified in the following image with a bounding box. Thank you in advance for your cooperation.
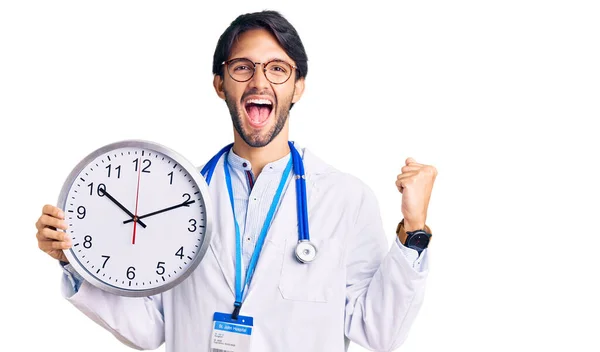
[58,140,212,297]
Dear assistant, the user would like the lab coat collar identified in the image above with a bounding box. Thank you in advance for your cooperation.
[226,147,292,173]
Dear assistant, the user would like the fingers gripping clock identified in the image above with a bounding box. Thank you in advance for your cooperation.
[57,140,213,297]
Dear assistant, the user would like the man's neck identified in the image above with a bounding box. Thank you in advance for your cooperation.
[232,134,290,177]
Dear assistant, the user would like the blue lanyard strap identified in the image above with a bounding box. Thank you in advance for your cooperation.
[224,150,293,320]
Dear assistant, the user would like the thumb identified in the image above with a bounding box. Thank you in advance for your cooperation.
[405,157,417,165]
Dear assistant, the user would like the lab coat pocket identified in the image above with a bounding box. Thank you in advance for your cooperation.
[278,237,341,303]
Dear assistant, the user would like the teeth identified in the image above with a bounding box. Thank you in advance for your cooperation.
[246,99,272,105]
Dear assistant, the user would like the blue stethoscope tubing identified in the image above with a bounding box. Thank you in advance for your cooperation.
[200,141,316,264]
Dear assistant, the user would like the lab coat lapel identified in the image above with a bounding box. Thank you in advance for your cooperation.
[205,157,236,297]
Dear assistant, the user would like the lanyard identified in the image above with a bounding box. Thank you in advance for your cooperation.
[200,142,307,319]
[224,150,292,319]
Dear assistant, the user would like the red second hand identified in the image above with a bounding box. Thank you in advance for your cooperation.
[132,157,142,245]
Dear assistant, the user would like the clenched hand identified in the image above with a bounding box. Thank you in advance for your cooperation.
[396,158,437,232]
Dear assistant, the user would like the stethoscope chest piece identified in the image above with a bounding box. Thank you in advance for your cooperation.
[295,240,317,263]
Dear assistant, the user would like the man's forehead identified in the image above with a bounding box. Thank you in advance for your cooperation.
[228,28,293,63]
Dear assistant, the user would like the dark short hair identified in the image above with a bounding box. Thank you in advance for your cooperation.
[212,10,308,81]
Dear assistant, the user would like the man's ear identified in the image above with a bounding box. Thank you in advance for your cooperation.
[213,75,226,100]
[292,77,305,103]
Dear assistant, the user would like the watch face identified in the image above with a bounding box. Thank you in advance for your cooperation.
[58,140,212,297]
[407,232,430,250]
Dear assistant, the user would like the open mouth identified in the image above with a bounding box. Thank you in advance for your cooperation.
[244,98,274,128]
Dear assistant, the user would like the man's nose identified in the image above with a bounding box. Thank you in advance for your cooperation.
[248,63,270,89]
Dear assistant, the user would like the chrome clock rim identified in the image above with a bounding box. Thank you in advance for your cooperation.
[57,139,213,297]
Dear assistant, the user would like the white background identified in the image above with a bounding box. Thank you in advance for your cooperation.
[1,1,599,351]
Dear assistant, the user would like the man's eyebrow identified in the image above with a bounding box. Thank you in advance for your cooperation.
[234,57,291,63]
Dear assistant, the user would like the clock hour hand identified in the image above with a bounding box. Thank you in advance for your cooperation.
[123,199,195,224]
[98,188,147,228]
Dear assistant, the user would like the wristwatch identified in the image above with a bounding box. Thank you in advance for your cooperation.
[396,219,432,255]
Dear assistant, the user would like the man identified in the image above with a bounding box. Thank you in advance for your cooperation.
[35,10,437,352]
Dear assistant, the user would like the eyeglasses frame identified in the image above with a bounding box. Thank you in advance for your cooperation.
[221,58,298,85]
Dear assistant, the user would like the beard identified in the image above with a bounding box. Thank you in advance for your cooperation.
[225,88,293,148]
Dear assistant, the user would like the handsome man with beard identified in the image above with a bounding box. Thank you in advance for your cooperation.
[35,10,437,352]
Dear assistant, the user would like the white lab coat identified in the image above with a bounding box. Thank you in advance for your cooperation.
[61,146,429,352]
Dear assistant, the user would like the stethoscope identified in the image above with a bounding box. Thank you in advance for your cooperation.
[200,141,317,263]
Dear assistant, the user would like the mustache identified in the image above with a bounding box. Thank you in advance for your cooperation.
[241,88,277,105]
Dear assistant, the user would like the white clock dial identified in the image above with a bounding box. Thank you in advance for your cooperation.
[58,140,212,297]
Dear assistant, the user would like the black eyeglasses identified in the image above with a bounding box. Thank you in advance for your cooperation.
[222,58,297,84]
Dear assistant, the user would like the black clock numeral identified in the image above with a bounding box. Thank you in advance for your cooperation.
[156,261,166,275]
[97,183,106,196]
[127,266,136,280]
[88,182,106,197]
[77,206,86,219]
[167,171,173,185]
[101,255,110,268]
[106,164,121,178]
[182,193,191,203]
[175,246,184,259]
[133,158,152,173]
[188,219,197,232]
[83,235,92,249]
[142,159,151,173]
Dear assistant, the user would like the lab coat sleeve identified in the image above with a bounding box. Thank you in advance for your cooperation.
[395,238,429,272]
[60,264,165,350]
[60,261,84,295]
[344,185,429,351]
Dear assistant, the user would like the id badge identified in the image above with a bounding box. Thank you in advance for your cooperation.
[211,312,254,352]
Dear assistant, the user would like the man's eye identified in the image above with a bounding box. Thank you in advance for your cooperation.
[269,65,287,73]
[234,65,251,71]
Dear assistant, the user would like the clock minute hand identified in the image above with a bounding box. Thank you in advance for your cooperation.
[98,188,148,228]
[123,200,196,224]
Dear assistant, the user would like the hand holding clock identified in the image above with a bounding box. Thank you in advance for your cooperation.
[35,204,71,263]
